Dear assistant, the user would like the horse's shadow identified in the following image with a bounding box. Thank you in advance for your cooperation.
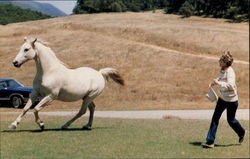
[189,141,241,148]
[1,127,111,133]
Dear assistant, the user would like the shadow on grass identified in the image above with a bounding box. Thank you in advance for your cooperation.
[189,141,241,148]
[1,127,112,133]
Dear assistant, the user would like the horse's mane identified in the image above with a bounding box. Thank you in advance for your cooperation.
[36,38,50,46]
[35,39,72,69]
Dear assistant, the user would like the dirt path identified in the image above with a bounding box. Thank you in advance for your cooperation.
[137,42,249,65]
[2,109,249,120]
[77,23,249,65]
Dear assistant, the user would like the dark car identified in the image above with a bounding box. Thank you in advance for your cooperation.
[0,79,34,108]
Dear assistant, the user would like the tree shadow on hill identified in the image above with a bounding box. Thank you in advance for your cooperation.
[1,126,112,133]
[189,141,241,148]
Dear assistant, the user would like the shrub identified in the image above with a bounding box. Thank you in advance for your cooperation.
[225,6,240,19]
[164,7,168,14]
[130,5,140,12]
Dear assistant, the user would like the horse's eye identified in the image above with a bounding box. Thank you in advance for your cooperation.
[24,48,29,52]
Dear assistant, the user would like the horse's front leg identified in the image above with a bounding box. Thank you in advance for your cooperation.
[33,94,54,130]
[9,91,38,129]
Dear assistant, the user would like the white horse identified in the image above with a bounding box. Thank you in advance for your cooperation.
[9,37,124,130]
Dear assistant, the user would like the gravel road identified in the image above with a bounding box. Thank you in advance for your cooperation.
[2,109,249,120]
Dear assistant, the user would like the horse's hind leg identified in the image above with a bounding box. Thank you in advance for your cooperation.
[61,99,90,129]
[82,102,96,130]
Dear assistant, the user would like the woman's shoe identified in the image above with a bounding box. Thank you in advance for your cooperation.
[201,142,214,148]
[239,130,246,143]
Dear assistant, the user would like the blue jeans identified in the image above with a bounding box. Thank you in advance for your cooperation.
[206,98,245,144]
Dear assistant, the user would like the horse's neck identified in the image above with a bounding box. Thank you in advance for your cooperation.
[35,43,64,75]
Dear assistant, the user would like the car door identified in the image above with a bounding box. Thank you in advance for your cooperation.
[0,81,10,100]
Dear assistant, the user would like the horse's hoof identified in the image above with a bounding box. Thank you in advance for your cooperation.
[82,126,92,131]
[40,125,45,131]
[38,122,45,131]
[61,126,68,130]
[8,124,17,129]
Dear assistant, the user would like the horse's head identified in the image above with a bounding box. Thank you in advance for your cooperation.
[13,37,37,68]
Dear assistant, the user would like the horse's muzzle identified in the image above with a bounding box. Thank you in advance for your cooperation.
[13,61,21,68]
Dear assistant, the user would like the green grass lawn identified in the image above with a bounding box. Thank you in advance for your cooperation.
[0,114,249,159]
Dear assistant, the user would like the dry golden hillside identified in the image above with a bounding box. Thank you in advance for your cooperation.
[0,11,249,111]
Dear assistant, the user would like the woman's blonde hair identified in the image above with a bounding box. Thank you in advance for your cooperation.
[219,51,234,66]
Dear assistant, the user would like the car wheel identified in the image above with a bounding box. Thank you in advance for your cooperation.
[11,96,23,109]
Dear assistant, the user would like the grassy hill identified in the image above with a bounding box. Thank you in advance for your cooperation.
[0,10,248,110]
[0,3,51,25]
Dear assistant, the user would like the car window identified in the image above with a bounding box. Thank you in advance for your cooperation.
[7,80,22,88]
[0,82,7,89]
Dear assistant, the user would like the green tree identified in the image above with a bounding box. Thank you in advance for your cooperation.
[165,0,186,13]
[117,1,127,12]
[0,3,51,25]
[179,1,195,17]
[109,2,122,12]
[225,6,240,19]
[72,0,248,22]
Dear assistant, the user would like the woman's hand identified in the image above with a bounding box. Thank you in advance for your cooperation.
[209,83,214,88]
[213,79,219,85]
[209,79,219,88]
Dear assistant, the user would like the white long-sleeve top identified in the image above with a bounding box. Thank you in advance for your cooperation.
[217,67,238,102]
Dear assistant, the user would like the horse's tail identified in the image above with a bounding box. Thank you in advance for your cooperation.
[99,68,125,86]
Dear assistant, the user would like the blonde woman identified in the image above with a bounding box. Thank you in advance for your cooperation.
[202,51,246,148]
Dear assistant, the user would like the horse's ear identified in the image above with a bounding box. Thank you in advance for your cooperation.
[24,37,27,42]
[31,38,37,48]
